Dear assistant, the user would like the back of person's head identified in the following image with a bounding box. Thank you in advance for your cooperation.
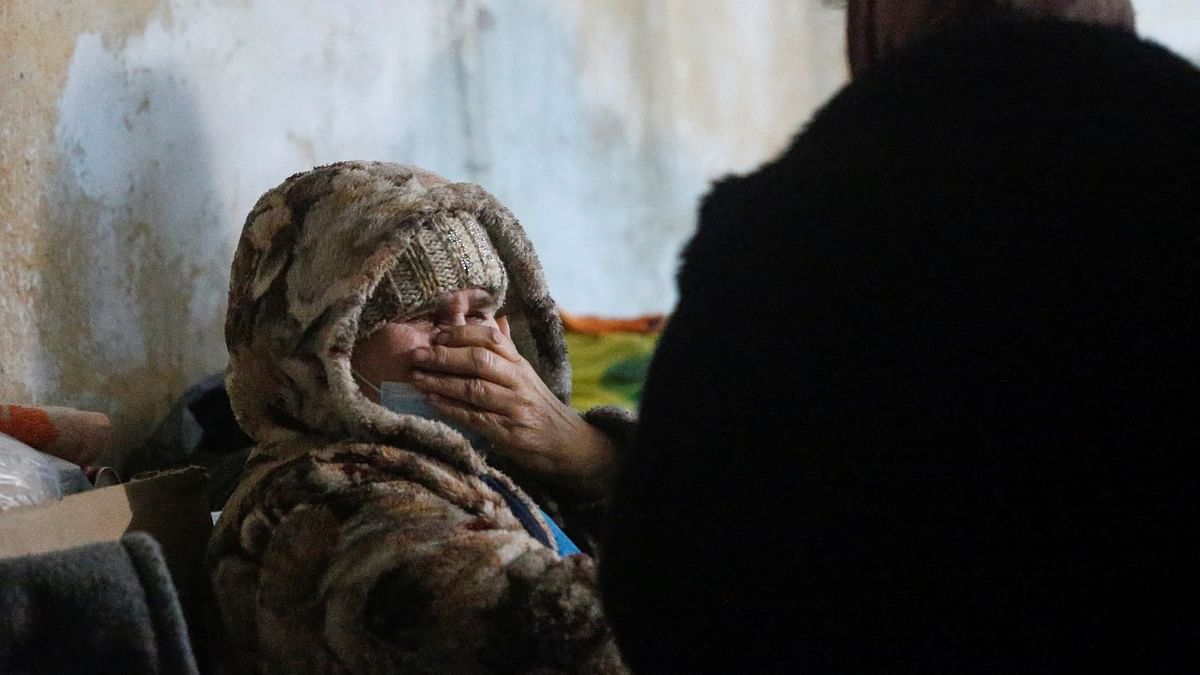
[846,0,1136,76]
[602,18,1200,674]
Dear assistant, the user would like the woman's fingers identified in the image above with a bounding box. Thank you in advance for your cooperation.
[425,393,513,442]
[415,325,529,386]
[412,344,519,387]
[410,370,519,415]
[412,323,610,485]
[432,325,522,361]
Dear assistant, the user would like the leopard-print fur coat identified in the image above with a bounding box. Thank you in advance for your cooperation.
[207,162,631,674]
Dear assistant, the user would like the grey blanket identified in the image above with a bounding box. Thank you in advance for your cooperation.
[0,532,199,674]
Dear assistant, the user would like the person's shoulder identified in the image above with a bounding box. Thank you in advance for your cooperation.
[698,20,1200,233]
[802,22,1195,165]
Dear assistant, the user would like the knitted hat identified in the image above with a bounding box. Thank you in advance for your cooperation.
[358,210,508,339]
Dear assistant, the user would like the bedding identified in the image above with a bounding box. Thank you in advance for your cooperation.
[561,310,664,413]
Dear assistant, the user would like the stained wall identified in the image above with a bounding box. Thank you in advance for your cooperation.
[1,0,1193,458]
[0,0,845,456]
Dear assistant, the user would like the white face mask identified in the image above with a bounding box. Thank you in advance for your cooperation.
[355,373,489,449]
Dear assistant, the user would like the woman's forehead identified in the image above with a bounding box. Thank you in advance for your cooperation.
[436,287,502,309]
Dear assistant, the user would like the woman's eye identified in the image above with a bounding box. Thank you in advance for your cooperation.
[467,312,491,323]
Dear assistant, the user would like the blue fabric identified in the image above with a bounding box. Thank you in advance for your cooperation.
[481,475,582,555]
[540,508,582,556]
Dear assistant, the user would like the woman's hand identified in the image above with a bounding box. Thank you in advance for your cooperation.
[409,325,616,498]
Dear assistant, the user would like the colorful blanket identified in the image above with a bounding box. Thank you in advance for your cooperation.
[561,311,664,413]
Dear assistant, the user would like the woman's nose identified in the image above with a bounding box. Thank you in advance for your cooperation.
[437,313,467,327]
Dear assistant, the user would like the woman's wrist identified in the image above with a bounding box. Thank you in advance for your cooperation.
[541,412,618,499]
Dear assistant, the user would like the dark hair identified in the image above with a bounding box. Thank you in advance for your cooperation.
[845,0,1135,76]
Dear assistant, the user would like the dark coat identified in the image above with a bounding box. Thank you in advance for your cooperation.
[602,20,1200,674]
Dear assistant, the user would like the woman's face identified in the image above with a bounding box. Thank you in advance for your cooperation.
[351,287,509,401]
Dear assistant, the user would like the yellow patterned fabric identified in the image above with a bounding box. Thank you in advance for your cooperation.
[566,331,659,413]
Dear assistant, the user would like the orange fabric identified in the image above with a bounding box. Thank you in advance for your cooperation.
[559,309,668,335]
[0,405,59,449]
[0,404,111,465]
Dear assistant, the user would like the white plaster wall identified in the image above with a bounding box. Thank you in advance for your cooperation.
[4,0,848,452]
[55,0,844,322]
[4,0,1198,454]
[1134,0,1200,61]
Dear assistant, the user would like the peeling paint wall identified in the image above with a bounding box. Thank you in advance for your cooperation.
[2,0,168,455]
[1,0,1196,459]
[0,0,846,458]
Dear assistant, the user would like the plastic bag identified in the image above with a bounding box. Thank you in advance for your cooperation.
[0,431,64,510]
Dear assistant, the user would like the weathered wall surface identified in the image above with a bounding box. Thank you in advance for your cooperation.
[1,0,1195,458]
[2,0,168,454]
[0,0,846,457]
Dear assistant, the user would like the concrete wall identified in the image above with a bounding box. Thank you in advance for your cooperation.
[1,0,1196,457]
[0,0,846,456]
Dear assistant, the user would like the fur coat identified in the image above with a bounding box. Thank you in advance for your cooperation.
[207,162,631,674]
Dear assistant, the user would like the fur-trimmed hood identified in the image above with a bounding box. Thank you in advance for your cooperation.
[224,161,570,472]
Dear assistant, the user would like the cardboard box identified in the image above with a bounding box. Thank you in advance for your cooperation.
[0,467,213,662]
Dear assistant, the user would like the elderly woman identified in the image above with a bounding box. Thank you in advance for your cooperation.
[207,162,629,673]
[603,0,1200,672]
